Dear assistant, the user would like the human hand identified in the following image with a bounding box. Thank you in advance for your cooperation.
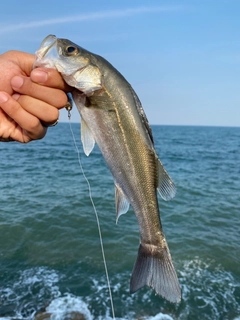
[0,50,70,143]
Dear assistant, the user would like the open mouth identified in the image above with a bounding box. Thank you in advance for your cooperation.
[38,35,57,58]
[34,35,58,69]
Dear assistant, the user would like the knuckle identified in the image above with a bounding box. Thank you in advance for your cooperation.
[1,50,19,58]
[53,91,68,108]
[27,118,40,132]
[52,108,59,121]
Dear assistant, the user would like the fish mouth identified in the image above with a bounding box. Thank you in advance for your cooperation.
[34,34,59,69]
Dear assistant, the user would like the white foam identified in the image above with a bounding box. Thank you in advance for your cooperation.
[1,259,239,320]
[142,313,174,320]
[46,294,93,320]
[18,266,60,294]
[0,267,61,320]
[44,292,175,320]
[178,257,240,319]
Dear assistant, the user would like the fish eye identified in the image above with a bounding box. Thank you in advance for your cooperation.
[66,46,78,55]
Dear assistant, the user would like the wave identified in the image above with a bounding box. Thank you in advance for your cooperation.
[0,257,240,319]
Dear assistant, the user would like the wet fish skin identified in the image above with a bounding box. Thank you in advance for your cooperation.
[34,35,181,303]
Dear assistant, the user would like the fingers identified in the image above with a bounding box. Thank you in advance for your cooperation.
[1,50,35,76]
[11,75,68,109]
[0,92,47,142]
[0,52,70,143]
[31,68,71,91]
[13,93,59,126]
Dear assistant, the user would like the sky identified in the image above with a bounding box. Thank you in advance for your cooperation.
[0,0,239,126]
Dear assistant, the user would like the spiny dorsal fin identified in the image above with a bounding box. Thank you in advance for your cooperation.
[129,86,154,144]
[157,159,176,201]
[115,183,130,224]
[81,117,95,156]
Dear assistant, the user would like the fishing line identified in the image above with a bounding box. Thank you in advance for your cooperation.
[68,115,116,320]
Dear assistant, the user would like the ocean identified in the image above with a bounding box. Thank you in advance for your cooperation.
[0,123,239,320]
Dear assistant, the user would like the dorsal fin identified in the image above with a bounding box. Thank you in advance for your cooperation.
[129,86,154,144]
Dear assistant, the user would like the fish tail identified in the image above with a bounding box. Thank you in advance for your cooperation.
[130,242,181,303]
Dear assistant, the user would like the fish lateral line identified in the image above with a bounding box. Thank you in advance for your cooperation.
[34,34,180,304]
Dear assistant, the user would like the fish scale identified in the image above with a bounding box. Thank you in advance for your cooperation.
[34,34,181,303]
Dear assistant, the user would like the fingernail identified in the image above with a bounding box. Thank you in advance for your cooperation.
[11,76,24,88]
[31,69,48,83]
[12,93,20,101]
[0,92,9,103]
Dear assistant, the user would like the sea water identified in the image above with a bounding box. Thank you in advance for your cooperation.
[0,124,240,319]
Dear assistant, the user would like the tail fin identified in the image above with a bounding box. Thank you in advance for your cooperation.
[130,243,181,303]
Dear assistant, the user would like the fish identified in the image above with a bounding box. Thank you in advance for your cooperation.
[34,35,181,303]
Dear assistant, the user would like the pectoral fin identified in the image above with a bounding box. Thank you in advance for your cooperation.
[157,159,176,201]
[115,184,129,224]
[81,117,95,156]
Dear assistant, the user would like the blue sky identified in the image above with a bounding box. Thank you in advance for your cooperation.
[0,0,239,126]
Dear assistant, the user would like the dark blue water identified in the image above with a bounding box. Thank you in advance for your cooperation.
[0,124,240,320]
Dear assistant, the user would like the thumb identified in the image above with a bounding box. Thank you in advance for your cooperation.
[4,50,35,76]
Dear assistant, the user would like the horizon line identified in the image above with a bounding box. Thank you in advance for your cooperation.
[57,121,240,128]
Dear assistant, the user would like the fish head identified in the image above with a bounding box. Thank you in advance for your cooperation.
[34,35,89,74]
[34,35,102,94]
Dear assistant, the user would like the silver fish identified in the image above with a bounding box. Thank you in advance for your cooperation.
[34,35,181,303]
